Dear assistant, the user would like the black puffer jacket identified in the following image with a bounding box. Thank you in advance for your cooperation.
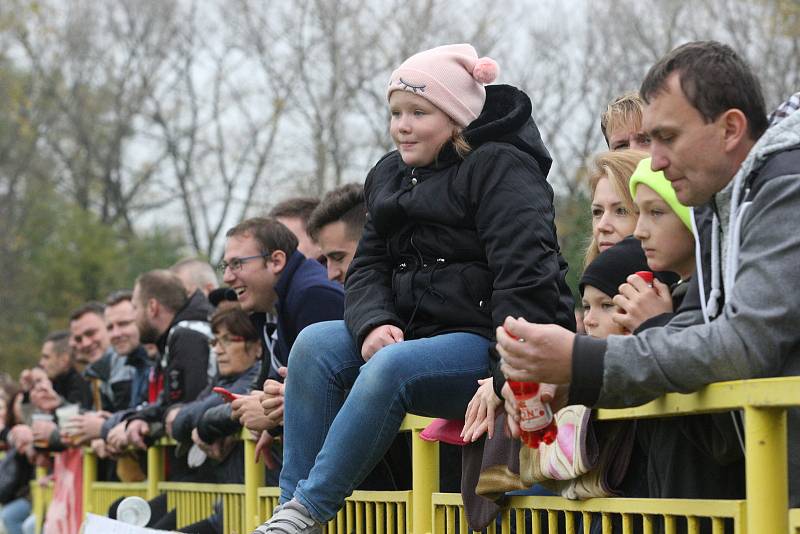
[345,85,575,348]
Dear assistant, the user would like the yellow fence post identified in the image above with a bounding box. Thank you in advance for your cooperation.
[33,465,47,534]
[82,448,97,516]
[409,417,438,534]
[744,405,788,534]
[147,442,163,500]
[244,430,265,532]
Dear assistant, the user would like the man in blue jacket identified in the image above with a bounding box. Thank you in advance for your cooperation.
[221,217,343,434]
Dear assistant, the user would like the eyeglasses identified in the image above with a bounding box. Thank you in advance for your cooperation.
[216,253,270,274]
[208,334,245,349]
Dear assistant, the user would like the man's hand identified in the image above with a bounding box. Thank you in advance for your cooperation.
[106,422,129,453]
[68,412,108,443]
[461,378,502,442]
[361,325,404,361]
[232,392,272,432]
[613,275,673,333]
[496,317,575,385]
[260,367,287,429]
[126,419,150,449]
[9,424,34,452]
[191,428,236,461]
[31,419,57,446]
[164,406,182,439]
[90,438,109,459]
[19,369,35,392]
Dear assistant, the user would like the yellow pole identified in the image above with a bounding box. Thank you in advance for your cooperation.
[147,443,163,500]
[744,406,788,534]
[411,425,438,534]
[244,431,265,532]
[82,448,97,517]
[33,465,47,534]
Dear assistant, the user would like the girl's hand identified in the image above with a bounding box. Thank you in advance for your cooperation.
[461,378,502,442]
[501,382,520,439]
[612,275,673,332]
[361,325,404,361]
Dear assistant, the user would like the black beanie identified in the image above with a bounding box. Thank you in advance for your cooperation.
[579,236,677,297]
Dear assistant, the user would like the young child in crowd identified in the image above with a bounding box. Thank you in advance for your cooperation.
[613,159,745,507]
[613,157,696,332]
[252,44,574,534]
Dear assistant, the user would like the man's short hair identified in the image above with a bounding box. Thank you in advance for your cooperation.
[44,330,72,355]
[105,290,133,307]
[640,40,768,139]
[600,92,643,144]
[135,270,189,313]
[269,197,320,224]
[69,301,105,323]
[226,217,299,258]
[307,183,366,242]
[169,258,219,291]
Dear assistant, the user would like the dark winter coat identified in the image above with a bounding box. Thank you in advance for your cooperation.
[254,250,344,386]
[345,84,575,358]
[131,290,213,427]
[51,366,92,410]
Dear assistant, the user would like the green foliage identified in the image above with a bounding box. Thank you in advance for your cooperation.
[555,191,592,307]
[0,184,186,378]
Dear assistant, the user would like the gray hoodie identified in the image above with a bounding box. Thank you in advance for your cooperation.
[569,107,800,505]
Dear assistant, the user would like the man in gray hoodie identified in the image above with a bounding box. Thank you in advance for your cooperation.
[497,41,800,508]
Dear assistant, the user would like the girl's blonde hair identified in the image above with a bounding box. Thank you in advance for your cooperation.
[451,129,472,159]
[583,149,649,267]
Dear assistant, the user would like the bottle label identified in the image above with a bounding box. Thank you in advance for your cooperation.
[518,396,553,432]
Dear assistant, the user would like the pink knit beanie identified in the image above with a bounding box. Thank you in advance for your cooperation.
[387,44,499,127]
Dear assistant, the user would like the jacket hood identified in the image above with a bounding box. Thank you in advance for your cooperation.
[175,290,214,323]
[736,107,800,183]
[156,290,213,351]
[411,85,552,176]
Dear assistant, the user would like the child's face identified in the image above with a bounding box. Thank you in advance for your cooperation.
[582,286,627,339]
[389,91,454,168]
[592,177,637,253]
[633,184,695,278]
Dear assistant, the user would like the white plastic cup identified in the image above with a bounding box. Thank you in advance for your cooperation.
[117,496,151,526]
[187,443,208,468]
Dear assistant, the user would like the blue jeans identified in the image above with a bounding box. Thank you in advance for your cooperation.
[280,321,491,522]
[1,498,32,534]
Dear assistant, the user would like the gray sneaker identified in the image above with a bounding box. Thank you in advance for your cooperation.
[252,499,322,534]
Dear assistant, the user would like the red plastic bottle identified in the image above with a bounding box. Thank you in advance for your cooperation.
[507,380,558,448]
[502,327,558,447]
[635,271,654,285]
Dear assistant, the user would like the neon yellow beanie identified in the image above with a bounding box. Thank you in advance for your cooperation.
[629,157,692,231]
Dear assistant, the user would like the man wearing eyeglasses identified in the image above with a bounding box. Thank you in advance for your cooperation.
[214,217,343,453]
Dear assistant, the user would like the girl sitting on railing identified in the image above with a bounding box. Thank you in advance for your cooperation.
[252,43,575,534]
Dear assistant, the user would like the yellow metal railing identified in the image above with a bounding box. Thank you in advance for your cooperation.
[51,376,800,534]
[257,415,436,534]
[30,465,52,534]
[431,376,800,534]
[790,508,800,534]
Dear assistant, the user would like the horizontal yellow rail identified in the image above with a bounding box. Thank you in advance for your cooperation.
[70,377,800,534]
[790,508,800,534]
[433,493,746,534]
[595,376,800,420]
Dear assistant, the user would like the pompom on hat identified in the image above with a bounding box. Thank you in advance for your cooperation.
[629,158,693,231]
[387,44,499,127]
